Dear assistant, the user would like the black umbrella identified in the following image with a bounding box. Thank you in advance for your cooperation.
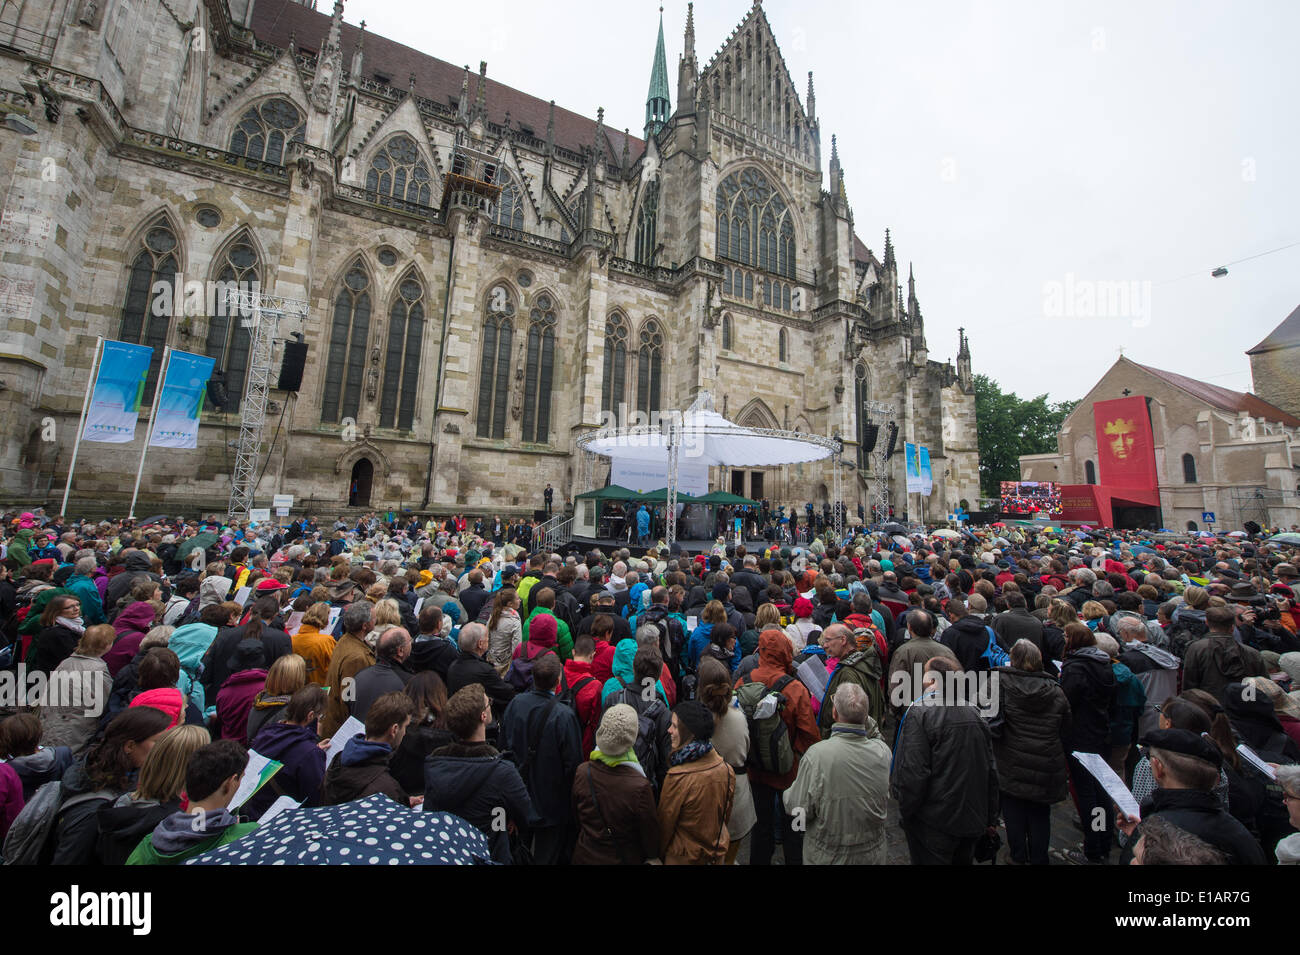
[881,522,907,536]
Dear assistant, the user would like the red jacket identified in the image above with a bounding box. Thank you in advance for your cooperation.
[563,658,603,755]
[591,639,616,683]
[734,631,820,791]
[215,668,268,744]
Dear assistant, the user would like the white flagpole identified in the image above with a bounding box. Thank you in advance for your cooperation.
[129,345,170,520]
[62,336,103,518]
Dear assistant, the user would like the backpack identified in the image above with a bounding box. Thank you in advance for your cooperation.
[507,646,556,692]
[641,609,684,665]
[604,679,666,788]
[557,674,596,712]
[2,781,114,866]
[1168,617,1209,659]
[982,626,1011,669]
[736,674,796,775]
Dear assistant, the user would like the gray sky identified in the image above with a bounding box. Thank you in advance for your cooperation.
[348,0,1299,404]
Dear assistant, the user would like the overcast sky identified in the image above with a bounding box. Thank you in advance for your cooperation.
[348,0,1299,404]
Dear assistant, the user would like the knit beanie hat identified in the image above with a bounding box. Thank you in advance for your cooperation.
[596,703,640,757]
[793,596,814,618]
[672,700,714,742]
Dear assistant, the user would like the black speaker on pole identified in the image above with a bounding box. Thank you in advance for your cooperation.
[861,422,879,453]
[206,370,229,410]
[277,341,308,392]
[885,421,899,459]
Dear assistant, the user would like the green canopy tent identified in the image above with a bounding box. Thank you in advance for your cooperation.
[631,487,696,504]
[573,484,639,501]
[691,490,759,507]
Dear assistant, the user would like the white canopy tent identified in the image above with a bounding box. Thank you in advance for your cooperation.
[576,392,843,542]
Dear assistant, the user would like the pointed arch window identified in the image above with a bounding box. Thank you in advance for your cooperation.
[635,180,658,266]
[229,98,305,165]
[366,135,433,206]
[722,313,733,351]
[321,263,371,424]
[521,294,557,444]
[118,217,179,403]
[637,320,663,417]
[779,328,788,363]
[1085,460,1097,485]
[716,167,796,279]
[1182,453,1198,484]
[602,313,629,416]
[476,289,514,439]
[379,274,425,431]
[494,174,525,230]
[205,237,261,413]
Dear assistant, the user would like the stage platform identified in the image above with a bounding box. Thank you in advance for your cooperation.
[561,535,805,557]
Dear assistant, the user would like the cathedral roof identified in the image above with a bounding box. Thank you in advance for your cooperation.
[1127,359,1300,427]
[1246,302,1300,356]
[250,0,642,164]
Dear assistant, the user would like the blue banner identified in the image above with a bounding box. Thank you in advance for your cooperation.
[919,446,933,497]
[149,350,216,449]
[904,442,922,494]
[82,341,153,444]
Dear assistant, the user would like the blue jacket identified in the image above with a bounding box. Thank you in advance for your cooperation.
[601,638,667,705]
[64,574,106,626]
[686,622,742,671]
[636,507,650,534]
[168,622,219,713]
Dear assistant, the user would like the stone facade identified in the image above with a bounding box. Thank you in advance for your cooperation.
[1248,304,1300,421]
[1019,357,1300,530]
[0,0,979,519]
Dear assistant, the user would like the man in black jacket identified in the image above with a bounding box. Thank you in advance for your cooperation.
[499,653,581,864]
[409,605,460,681]
[890,656,999,864]
[940,596,994,672]
[446,622,516,718]
[351,628,414,722]
[424,684,532,865]
[1118,729,1265,865]
[992,592,1052,674]
[458,569,491,622]
[322,691,415,807]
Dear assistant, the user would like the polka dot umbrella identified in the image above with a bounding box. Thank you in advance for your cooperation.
[185,796,493,865]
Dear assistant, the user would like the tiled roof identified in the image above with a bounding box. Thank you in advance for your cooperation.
[1247,303,1300,355]
[852,233,873,264]
[249,0,643,163]
[1130,360,1300,427]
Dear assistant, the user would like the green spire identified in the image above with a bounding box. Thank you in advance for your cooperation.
[645,7,671,138]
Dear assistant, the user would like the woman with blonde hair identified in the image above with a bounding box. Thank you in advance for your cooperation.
[95,723,211,865]
[40,623,116,754]
[362,597,403,651]
[246,653,308,742]
[291,601,335,686]
[487,588,522,676]
[1081,600,1108,630]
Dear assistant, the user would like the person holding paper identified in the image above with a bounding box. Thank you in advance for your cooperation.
[319,603,378,739]
[321,691,416,807]
[1115,729,1265,866]
[290,601,336,687]
[244,685,329,821]
[127,739,259,865]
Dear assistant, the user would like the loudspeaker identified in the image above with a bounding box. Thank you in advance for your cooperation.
[885,421,899,459]
[206,372,228,410]
[861,422,879,453]
[277,341,308,392]
[533,509,548,523]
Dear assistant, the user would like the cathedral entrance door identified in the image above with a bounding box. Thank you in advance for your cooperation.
[349,459,373,507]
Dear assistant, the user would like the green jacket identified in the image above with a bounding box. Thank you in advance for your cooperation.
[8,529,33,568]
[126,820,258,865]
[522,606,572,661]
[819,647,884,737]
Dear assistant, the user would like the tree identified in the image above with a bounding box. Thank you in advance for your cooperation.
[973,374,1078,499]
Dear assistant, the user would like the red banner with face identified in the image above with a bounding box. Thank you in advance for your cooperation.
[1093,396,1158,490]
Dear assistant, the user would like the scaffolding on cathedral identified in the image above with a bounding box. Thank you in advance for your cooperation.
[224,289,310,519]
[576,392,841,544]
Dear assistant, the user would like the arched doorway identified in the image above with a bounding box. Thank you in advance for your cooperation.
[349,458,373,507]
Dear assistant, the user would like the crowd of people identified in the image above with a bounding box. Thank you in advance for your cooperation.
[0,504,1298,866]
